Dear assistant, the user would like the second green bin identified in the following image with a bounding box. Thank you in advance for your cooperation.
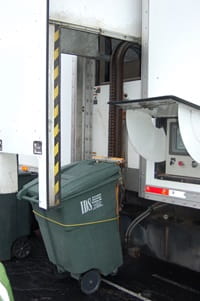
[0,172,37,261]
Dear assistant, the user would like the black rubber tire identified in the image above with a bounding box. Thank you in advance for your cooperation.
[11,237,31,259]
[80,270,101,295]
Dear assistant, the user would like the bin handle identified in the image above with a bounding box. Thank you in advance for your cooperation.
[22,195,39,203]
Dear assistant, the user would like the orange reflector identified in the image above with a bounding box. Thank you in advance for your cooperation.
[145,186,169,196]
[21,165,29,172]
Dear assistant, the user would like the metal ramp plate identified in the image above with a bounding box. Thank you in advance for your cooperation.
[109,95,200,163]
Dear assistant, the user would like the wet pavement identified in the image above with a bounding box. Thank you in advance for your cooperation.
[3,232,200,301]
[3,233,139,301]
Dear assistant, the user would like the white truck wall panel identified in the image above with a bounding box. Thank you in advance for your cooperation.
[140,0,200,206]
[142,1,200,162]
[143,0,200,106]
[92,80,141,168]
[0,0,47,156]
[0,1,49,208]
[50,0,142,40]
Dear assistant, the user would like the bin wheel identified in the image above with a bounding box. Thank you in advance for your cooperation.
[80,270,101,295]
[11,237,31,259]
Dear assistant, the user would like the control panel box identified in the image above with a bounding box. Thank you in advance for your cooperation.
[165,119,200,178]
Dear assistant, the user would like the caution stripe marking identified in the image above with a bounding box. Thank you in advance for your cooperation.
[53,25,61,205]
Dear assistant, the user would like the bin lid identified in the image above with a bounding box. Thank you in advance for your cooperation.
[17,160,120,202]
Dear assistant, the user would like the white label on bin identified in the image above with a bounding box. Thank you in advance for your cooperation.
[80,193,103,215]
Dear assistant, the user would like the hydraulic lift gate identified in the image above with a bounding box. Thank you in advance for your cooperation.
[0,1,58,209]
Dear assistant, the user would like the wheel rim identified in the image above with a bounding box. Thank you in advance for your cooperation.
[12,238,31,259]
[80,270,101,295]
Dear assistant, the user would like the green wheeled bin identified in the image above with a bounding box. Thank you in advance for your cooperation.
[0,172,37,261]
[17,160,123,294]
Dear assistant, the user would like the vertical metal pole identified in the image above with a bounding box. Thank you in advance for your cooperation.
[53,25,61,205]
[83,59,95,160]
[77,57,95,160]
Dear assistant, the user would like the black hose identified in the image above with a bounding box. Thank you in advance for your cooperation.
[125,202,168,246]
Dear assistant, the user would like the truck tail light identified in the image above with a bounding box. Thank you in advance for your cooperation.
[145,186,169,195]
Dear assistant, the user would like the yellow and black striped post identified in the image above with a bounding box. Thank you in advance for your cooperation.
[54,25,61,205]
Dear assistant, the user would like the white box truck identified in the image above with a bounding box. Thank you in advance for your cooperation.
[1,0,200,273]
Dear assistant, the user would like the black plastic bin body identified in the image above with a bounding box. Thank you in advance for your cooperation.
[0,172,37,261]
[18,160,123,278]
